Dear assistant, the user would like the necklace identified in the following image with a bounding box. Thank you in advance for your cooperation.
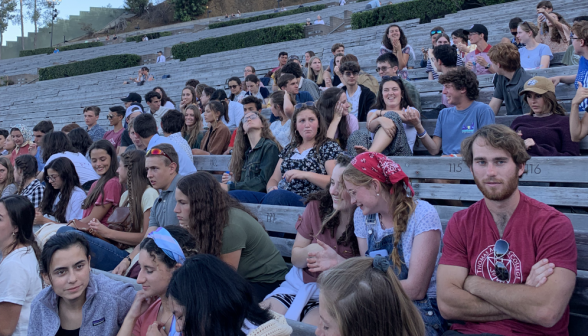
[158,304,174,332]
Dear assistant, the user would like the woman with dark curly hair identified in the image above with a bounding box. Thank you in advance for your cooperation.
[262,154,358,326]
[174,172,289,302]
[380,24,416,79]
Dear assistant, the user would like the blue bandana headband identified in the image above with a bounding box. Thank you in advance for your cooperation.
[147,227,186,265]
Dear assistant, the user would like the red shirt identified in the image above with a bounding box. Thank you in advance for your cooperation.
[440,192,577,336]
[83,177,122,225]
[228,129,238,147]
[296,200,357,283]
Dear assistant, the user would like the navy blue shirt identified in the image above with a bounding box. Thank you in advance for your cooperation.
[296,91,314,104]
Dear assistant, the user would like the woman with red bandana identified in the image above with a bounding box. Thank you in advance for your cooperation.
[343,152,445,335]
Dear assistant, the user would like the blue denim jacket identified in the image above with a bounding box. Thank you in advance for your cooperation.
[229,137,280,193]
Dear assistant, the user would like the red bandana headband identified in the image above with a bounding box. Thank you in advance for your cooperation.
[350,152,414,196]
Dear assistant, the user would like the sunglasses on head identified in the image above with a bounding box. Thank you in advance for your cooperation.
[294,102,315,109]
[146,148,173,162]
[431,30,443,35]
[494,239,510,282]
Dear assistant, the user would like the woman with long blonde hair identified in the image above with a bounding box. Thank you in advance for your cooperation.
[342,152,445,335]
[261,154,358,326]
[307,56,326,87]
[182,104,205,154]
[316,257,426,336]
[222,96,281,195]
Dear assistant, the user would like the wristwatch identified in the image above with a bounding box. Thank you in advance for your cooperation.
[484,64,491,69]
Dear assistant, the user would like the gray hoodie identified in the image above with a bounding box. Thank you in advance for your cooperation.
[27,273,137,336]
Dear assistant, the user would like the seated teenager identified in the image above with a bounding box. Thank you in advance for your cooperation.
[409,67,495,156]
[160,110,194,159]
[181,104,204,152]
[347,77,418,157]
[117,226,197,336]
[344,153,445,334]
[280,61,322,101]
[14,154,44,208]
[35,157,86,226]
[9,124,33,165]
[0,157,17,197]
[67,128,93,161]
[200,101,232,155]
[222,99,281,194]
[175,172,289,302]
[0,195,42,336]
[153,86,175,109]
[112,144,183,276]
[307,56,327,88]
[244,74,270,104]
[316,87,359,151]
[339,61,377,122]
[269,90,296,148]
[167,254,292,335]
[262,154,359,325]
[376,52,422,112]
[277,73,314,105]
[210,89,244,129]
[28,232,136,336]
[228,76,246,102]
[179,86,197,113]
[323,53,344,88]
[437,125,577,335]
[230,105,341,207]
[134,113,197,175]
[517,21,552,69]
[316,257,426,336]
[41,131,100,190]
[426,34,464,80]
[536,11,571,53]
[379,24,415,79]
[510,77,579,156]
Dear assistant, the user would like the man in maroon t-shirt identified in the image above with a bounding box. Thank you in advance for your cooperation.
[437,124,577,336]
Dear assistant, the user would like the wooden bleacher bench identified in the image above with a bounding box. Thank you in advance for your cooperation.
[194,155,588,335]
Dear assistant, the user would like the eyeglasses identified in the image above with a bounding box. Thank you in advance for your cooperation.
[228,85,239,89]
[494,239,510,282]
[376,66,391,73]
[294,102,315,109]
[146,148,173,162]
[106,114,115,119]
[241,113,259,123]
[430,30,443,35]
[45,174,59,182]
[343,71,359,77]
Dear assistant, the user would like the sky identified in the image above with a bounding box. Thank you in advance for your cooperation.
[3,0,125,45]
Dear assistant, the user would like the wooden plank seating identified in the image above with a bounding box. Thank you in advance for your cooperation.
[193,155,588,335]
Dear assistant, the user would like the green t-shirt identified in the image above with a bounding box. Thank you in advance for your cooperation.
[221,208,288,283]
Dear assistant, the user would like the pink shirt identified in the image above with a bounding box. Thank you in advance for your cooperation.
[83,177,122,225]
[103,129,124,148]
[464,44,492,76]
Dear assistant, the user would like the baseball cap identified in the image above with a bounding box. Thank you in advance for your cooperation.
[519,76,555,95]
[121,92,142,103]
[468,24,488,37]
[125,104,144,119]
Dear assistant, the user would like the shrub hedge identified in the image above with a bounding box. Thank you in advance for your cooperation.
[39,54,141,81]
[125,31,173,42]
[209,4,327,29]
[19,41,104,57]
[172,23,305,61]
[351,0,516,29]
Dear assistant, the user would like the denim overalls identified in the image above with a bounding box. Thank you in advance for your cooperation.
[365,214,447,335]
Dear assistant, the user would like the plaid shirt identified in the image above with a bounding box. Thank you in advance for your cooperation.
[20,179,44,208]
[86,124,106,142]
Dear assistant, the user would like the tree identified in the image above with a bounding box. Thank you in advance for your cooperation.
[172,0,208,22]
[25,0,45,49]
[0,0,17,58]
[80,22,94,37]
[124,0,149,15]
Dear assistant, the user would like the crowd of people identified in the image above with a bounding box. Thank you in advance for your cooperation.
[0,1,587,335]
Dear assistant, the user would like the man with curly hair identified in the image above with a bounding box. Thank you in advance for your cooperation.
[408,67,495,156]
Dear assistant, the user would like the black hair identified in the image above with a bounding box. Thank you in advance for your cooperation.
[439,67,479,101]
[40,231,90,275]
[382,24,408,50]
[509,17,523,30]
[202,86,216,98]
[83,140,118,209]
[145,91,162,103]
[433,44,458,67]
[210,89,229,116]
[281,61,304,79]
[573,16,588,23]
[0,129,8,139]
[153,86,175,106]
[278,51,288,58]
[166,254,272,336]
[244,74,260,84]
[339,61,361,73]
[373,77,414,110]
[67,128,93,156]
[139,226,198,269]
[0,195,40,262]
[161,109,185,134]
[277,73,296,90]
[40,157,82,223]
[316,87,350,149]
[42,131,76,163]
[451,29,469,43]
[185,79,200,88]
[241,96,262,111]
[33,120,54,134]
[14,155,38,194]
[227,77,242,101]
[206,101,230,124]
[376,52,399,68]
[134,113,158,138]
[109,105,126,117]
